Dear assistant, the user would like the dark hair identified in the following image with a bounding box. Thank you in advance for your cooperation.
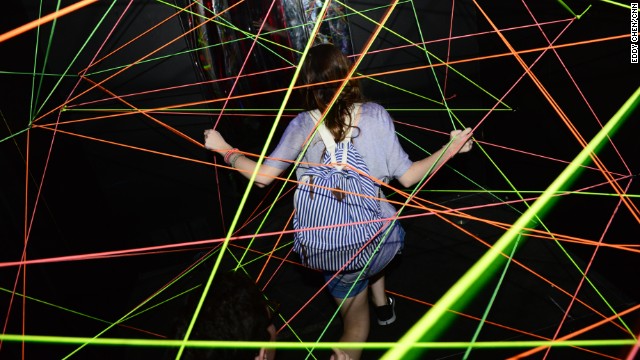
[177,271,273,360]
[300,43,364,142]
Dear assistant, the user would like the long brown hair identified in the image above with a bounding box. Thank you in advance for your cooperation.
[300,43,363,142]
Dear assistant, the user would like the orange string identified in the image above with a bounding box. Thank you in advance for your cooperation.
[0,0,98,43]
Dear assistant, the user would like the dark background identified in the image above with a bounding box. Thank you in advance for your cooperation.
[1,1,638,359]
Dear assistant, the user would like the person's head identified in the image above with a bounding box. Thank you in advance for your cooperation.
[300,43,363,141]
[178,271,276,360]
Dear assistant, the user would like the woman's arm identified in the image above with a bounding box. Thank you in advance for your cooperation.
[204,129,283,188]
[397,127,473,188]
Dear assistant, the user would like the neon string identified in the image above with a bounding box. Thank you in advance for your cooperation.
[256,210,295,284]
[463,235,522,359]
[27,124,640,254]
[0,334,636,351]
[60,17,577,110]
[32,0,245,124]
[517,3,637,356]
[511,303,640,359]
[406,0,457,128]
[0,0,97,43]
[75,3,188,76]
[31,33,626,129]
[395,120,627,177]
[0,287,167,338]
[61,248,224,358]
[4,1,638,358]
[381,78,640,360]
[474,2,639,223]
[29,1,52,122]
[547,178,638,349]
[443,0,456,98]
[33,2,120,119]
[277,0,405,340]
[82,76,201,146]
[387,290,613,357]
[210,0,279,129]
[177,0,338,357]
[521,2,632,177]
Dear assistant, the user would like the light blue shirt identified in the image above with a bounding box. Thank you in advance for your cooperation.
[264,102,412,183]
[264,102,413,219]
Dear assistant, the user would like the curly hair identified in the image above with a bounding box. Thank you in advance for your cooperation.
[300,43,364,142]
[176,271,273,360]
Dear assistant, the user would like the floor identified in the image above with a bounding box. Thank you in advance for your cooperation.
[149,193,638,359]
[6,194,635,360]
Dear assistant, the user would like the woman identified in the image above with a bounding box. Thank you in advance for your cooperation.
[204,43,473,359]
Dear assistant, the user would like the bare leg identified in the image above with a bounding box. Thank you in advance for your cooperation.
[334,289,370,360]
[369,274,387,307]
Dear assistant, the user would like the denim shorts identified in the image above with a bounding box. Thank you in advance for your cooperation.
[323,223,404,299]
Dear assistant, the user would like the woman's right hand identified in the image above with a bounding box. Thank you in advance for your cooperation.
[204,129,231,154]
[449,127,473,154]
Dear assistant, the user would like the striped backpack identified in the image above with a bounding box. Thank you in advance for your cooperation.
[292,104,385,272]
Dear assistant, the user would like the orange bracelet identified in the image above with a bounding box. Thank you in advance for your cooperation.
[223,148,238,164]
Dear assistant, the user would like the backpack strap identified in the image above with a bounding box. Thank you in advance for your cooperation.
[310,103,362,170]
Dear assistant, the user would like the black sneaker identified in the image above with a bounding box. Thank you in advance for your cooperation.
[374,296,396,325]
